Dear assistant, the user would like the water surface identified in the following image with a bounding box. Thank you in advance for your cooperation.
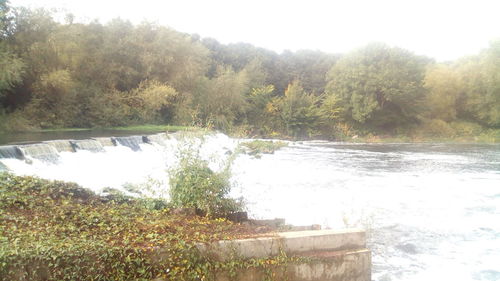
[232,141,500,281]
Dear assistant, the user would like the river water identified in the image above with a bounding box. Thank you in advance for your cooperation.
[1,133,499,281]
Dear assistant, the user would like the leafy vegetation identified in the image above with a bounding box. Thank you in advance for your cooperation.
[0,173,306,281]
[169,155,241,218]
[0,2,499,142]
[239,140,288,157]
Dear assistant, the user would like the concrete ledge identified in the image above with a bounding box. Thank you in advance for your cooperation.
[93,137,116,147]
[214,249,371,281]
[44,140,75,152]
[198,229,366,261]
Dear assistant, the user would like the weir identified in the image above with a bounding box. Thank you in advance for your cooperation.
[45,140,75,152]
[0,133,171,164]
[113,135,146,151]
[19,144,60,162]
[0,145,24,159]
[93,137,115,147]
[145,133,168,146]
[70,139,105,152]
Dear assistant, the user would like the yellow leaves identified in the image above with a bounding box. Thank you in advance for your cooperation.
[265,259,277,265]
[265,101,278,114]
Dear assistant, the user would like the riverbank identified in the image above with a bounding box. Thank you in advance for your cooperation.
[0,125,198,145]
[346,133,500,144]
[0,174,285,280]
[2,123,500,145]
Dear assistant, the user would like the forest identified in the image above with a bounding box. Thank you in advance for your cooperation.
[1,1,499,141]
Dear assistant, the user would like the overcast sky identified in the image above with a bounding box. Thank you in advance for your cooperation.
[9,0,500,61]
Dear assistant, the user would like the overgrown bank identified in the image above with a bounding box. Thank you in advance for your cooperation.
[0,173,306,281]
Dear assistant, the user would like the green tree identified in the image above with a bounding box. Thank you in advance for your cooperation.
[245,85,275,134]
[127,80,179,123]
[0,0,13,37]
[458,40,500,127]
[273,81,321,137]
[0,0,24,100]
[191,66,250,129]
[0,45,24,98]
[23,69,78,127]
[325,43,429,130]
[423,64,462,121]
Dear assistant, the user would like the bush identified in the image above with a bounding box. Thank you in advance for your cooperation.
[239,140,288,158]
[449,121,484,136]
[169,156,241,217]
[415,118,455,138]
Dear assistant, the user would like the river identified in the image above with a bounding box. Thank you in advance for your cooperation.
[1,132,499,281]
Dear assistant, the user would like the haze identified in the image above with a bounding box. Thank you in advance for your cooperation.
[9,0,500,61]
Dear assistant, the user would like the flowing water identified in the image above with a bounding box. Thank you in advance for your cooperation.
[1,132,499,281]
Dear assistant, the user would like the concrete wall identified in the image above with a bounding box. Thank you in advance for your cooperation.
[198,229,371,281]
[214,250,370,281]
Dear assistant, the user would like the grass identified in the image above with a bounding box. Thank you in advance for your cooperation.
[102,125,197,132]
[31,124,197,133]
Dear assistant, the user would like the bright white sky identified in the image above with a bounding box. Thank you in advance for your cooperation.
[10,0,500,61]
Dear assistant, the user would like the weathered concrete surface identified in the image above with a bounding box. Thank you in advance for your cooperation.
[281,224,322,231]
[198,229,370,281]
[198,229,366,261]
[44,140,75,152]
[214,249,371,281]
[19,143,59,160]
[70,139,104,152]
[93,137,115,147]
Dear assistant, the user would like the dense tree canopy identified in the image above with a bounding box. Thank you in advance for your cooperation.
[0,0,24,99]
[325,43,429,129]
[0,2,499,139]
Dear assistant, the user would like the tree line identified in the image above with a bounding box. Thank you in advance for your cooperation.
[1,2,499,140]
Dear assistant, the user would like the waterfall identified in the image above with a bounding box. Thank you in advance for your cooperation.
[71,140,105,152]
[0,161,7,171]
[113,136,146,151]
[93,137,115,147]
[45,140,75,152]
[0,145,24,159]
[145,133,168,146]
[0,132,238,192]
[19,144,60,162]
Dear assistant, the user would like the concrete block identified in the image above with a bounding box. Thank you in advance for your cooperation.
[198,229,366,261]
[280,229,366,255]
[214,249,371,281]
[44,140,75,152]
[93,137,115,147]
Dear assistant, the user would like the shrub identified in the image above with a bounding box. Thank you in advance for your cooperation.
[415,118,455,137]
[239,140,288,158]
[169,155,241,217]
[449,121,484,136]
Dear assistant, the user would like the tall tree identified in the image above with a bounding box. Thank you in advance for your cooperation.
[423,64,462,121]
[0,0,24,101]
[325,43,429,130]
[272,80,321,137]
[458,40,500,127]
